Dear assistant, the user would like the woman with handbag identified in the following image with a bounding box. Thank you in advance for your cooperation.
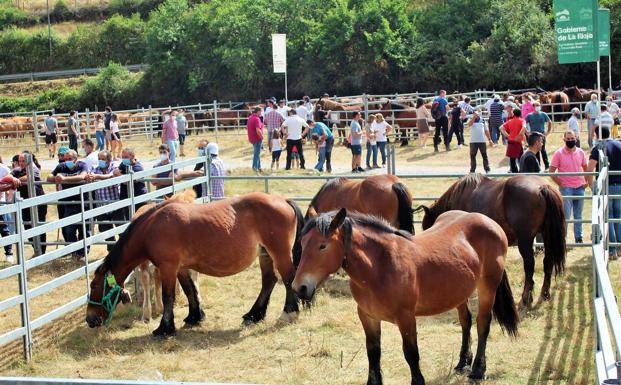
[500,109,527,173]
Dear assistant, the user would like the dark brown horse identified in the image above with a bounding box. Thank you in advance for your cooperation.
[379,100,418,146]
[293,209,518,384]
[86,192,304,336]
[305,175,414,233]
[538,91,570,117]
[417,174,566,309]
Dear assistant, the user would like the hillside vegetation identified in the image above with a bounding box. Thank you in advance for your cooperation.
[0,0,620,112]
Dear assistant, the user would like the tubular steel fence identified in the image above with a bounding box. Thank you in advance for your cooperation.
[0,146,618,384]
[0,88,611,152]
[0,64,149,83]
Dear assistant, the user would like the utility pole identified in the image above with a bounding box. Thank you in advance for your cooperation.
[47,0,52,61]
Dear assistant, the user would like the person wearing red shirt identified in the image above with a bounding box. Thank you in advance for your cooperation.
[500,109,526,173]
[247,107,264,172]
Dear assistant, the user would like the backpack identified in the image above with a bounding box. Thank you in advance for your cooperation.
[431,101,443,120]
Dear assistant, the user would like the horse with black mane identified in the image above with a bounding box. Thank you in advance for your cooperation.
[294,208,518,384]
[417,174,566,309]
[379,100,419,146]
[305,175,414,234]
[86,192,304,336]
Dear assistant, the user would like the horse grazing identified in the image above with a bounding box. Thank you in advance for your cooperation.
[305,175,414,234]
[86,192,305,336]
[293,209,518,384]
[418,174,566,309]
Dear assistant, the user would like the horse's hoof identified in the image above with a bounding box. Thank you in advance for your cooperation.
[540,292,551,301]
[468,371,486,381]
[241,312,265,326]
[141,317,151,323]
[277,311,299,324]
[454,364,470,374]
[152,325,176,337]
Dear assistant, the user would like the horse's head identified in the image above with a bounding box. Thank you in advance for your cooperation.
[414,205,436,230]
[86,265,131,328]
[293,208,348,301]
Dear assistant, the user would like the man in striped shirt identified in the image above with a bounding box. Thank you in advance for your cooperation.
[488,95,505,144]
[264,107,284,151]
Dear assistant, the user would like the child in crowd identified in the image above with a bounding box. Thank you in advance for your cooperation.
[271,130,283,170]
[311,133,327,172]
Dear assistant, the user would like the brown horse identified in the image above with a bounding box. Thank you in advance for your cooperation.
[305,175,414,234]
[86,192,304,336]
[379,100,418,146]
[417,174,566,309]
[293,209,518,384]
[314,97,361,127]
[538,91,570,117]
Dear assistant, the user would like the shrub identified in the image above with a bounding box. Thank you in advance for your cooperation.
[0,7,30,30]
[50,0,73,22]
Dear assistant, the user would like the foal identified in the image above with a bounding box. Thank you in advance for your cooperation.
[293,209,519,384]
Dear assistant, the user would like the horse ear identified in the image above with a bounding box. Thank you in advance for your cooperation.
[329,208,347,233]
[120,289,132,304]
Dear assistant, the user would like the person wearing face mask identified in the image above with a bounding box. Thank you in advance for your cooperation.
[151,144,177,196]
[525,101,552,170]
[549,131,588,244]
[468,110,492,173]
[81,138,99,172]
[47,149,90,259]
[584,93,599,147]
[113,147,147,219]
[85,150,122,251]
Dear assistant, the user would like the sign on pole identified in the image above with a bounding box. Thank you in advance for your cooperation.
[554,0,599,64]
[599,8,610,57]
[271,34,287,73]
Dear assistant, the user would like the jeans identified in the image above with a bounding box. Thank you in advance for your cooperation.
[609,184,621,253]
[325,136,334,172]
[166,140,179,162]
[560,186,585,241]
[252,141,262,171]
[588,119,596,147]
[448,121,464,145]
[366,142,378,167]
[286,139,305,169]
[535,136,550,169]
[469,143,490,173]
[315,147,326,171]
[68,135,78,151]
[378,141,387,165]
[434,116,449,148]
[0,213,12,256]
[95,131,105,151]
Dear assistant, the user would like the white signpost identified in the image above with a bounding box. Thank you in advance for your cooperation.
[272,33,288,101]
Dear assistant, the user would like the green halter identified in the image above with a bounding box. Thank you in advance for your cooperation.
[88,274,122,325]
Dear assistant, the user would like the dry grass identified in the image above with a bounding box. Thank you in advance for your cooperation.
[0,78,86,98]
[21,21,95,37]
[6,0,111,14]
[0,122,613,384]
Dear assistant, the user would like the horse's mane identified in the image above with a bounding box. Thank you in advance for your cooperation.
[96,189,197,274]
[387,101,409,110]
[302,210,412,241]
[431,173,487,213]
[306,177,349,219]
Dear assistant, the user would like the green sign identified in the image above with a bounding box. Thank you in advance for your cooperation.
[554,0,599,64]
[599,8,610,56]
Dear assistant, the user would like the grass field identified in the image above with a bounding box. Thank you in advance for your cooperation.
[0,123,618,384]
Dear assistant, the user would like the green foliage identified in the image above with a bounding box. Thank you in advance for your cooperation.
[51,0,72,22]
[0,6,30,30]
[78,63,142,108]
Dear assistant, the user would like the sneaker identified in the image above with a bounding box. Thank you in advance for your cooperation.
[356,167,365,172]
[575,238,583,244]
[610,251,618,261]
[373,164,381,169]
[352,169,359,173]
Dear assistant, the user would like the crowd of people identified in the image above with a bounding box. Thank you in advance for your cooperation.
[0,128,225,263]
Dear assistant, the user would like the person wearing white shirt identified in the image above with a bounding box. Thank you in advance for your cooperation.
[607,95,620,138]
[81,138,99,171]
[296,103,308,122]
[277,99,290,119]
[282,110,309,170]
[371,113,393,166]
[567,108,582,147]
[302,96,313,120]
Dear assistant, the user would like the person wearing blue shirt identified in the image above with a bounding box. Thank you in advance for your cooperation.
[433,90,450,152]
[308,120,334,173]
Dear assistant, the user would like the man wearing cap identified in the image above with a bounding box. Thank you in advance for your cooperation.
[263,101,284,151]
[489,94,505,145]
[247,107,264,172]
[567,108,582,147]
[47,149,90,259]
[178,141,226,200]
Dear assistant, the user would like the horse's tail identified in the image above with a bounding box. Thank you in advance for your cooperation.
[493,270,519,337]
[392,182,414,234]
[541,185,566,276]
[287,199,305,268]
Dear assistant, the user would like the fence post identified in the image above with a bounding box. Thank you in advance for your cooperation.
[207,155,212,202]
[85,108,91,139]
[148,105,154,144]
[202,154,209,203]
[80,188,90,293]
[129,167,136,218]
[15,196,33,362]
[386,144,392,175]
[213,100,219,142]
[32,111,40,152]
[391,143,397,175]
[141,107,147,140]
[363,93,369,122]
[25,153,41,256]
